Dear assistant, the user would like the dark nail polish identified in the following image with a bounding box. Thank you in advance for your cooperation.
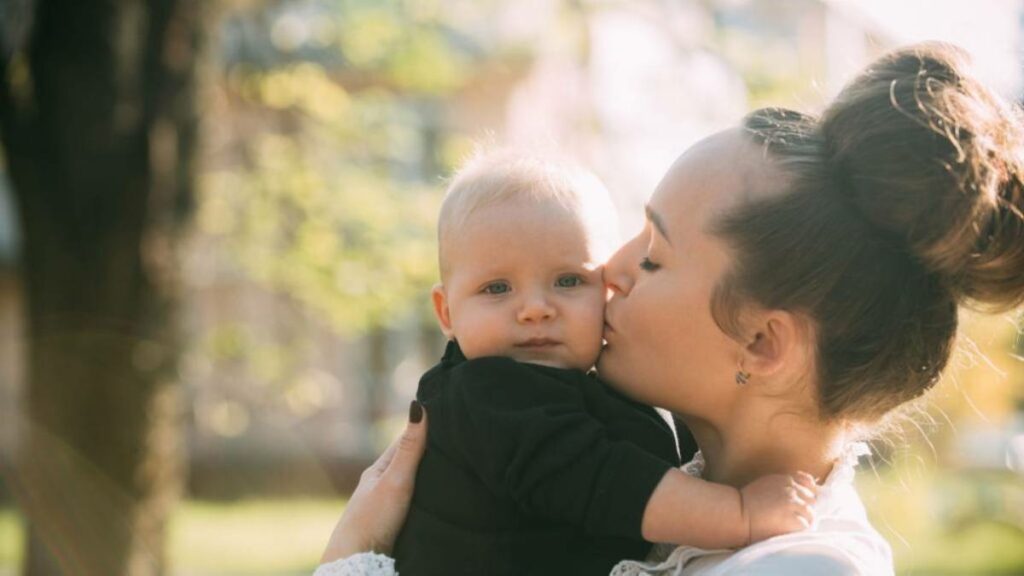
[409,400,423,423]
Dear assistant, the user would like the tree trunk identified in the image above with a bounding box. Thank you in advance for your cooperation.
[0,1,205,574]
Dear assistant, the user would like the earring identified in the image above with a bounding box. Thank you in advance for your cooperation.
[735,368,751,385]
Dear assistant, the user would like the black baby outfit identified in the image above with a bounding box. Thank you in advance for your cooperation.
[393,341,682,576]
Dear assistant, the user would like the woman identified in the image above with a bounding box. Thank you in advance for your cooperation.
[316,43,1024,575]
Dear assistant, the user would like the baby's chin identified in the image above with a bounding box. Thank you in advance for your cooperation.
[507,351,596,371]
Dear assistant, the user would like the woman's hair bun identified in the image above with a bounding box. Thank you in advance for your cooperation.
[821,42,1024,311]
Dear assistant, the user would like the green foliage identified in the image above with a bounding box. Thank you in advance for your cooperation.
[201,0,490,334]
[334,3,469,93]
[201,133,441,333]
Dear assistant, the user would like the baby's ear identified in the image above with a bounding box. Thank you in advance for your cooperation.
[431,284,455,338]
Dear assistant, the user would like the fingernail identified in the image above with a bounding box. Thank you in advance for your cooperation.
[409,400,423,423]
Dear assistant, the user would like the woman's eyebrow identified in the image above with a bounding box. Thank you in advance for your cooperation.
[645,204,672,245]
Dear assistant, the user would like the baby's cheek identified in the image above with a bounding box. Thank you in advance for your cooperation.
[576,295,609,366]
[452,315,506,359]
[588,289,608,328]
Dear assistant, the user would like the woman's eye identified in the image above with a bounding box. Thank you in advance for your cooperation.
[482,282,511,295]
[639,257,661,271]
[555,275,584,288]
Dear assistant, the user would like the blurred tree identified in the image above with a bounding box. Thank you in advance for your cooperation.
[0,0,206,574]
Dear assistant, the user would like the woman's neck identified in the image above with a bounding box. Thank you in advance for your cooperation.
[681,400,845,487]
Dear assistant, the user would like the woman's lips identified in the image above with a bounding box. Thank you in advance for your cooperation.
[602,322,614,348]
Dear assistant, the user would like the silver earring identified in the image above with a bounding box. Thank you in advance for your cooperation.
[735,370,751,385]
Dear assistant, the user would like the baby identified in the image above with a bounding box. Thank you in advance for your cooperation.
[392,151,815,576]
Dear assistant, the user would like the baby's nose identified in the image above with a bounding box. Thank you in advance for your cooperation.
[517,296,556,323]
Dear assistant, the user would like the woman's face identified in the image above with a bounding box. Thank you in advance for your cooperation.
[598,128,774,419]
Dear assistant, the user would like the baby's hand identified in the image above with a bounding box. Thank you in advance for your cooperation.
[739,472,817,544]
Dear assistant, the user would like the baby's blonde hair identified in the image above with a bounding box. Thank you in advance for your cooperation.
[437,148,620,280]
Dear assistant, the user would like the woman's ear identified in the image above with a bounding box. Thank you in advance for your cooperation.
[741,310,808,380]
[431,284,455,339]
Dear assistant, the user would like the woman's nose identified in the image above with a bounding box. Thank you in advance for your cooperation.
[604,242,636,297]
[517,294,556,323]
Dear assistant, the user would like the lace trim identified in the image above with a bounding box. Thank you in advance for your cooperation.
[313,552,397,576]
[610,442,871,576]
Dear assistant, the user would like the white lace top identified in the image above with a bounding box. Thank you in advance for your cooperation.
[314,443,893,576]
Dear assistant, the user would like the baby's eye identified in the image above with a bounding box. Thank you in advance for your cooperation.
[639,257,661,272]
[482,281,511,295]
[555,274,584,288]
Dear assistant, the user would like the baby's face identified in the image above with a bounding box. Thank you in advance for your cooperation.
[435,199,608,370]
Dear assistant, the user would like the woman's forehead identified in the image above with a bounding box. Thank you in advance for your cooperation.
[652,129,785,228]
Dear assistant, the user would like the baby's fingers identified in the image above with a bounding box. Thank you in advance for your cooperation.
[795,500,816,529]
[788,476,817,530]
[794,471,820,491]
[789,481,816,504]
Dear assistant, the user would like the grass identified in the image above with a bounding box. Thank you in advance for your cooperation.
[0,511,22,569]
[168,498,346,575]
[0,498,346,576]
[0,471,1022,575]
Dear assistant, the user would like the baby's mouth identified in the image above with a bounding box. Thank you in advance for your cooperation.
[515,338,560,348]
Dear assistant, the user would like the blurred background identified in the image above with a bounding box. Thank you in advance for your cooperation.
[0,0,1022,574]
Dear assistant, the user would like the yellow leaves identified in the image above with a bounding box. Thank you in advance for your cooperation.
[235,63,352,123]
[206,325,248,361]
[295,222,339,268]
[260,71,299,109]
[290,63,352,121]
[199,129,446,335]
[333,6,470,94]
[386,29,468,93]
[339,9,404,67]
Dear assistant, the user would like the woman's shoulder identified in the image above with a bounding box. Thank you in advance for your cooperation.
[725,542,879,575]
[721,520,893,575]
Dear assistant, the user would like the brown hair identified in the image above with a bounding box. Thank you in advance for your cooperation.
[712,43,1024,422]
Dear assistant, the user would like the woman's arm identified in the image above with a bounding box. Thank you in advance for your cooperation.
[317,401,427,570]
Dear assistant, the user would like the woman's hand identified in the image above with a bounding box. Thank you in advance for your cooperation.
[320,401,428,563]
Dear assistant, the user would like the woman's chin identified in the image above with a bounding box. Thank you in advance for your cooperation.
[595,349,626,389]
[597,348,666,407]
